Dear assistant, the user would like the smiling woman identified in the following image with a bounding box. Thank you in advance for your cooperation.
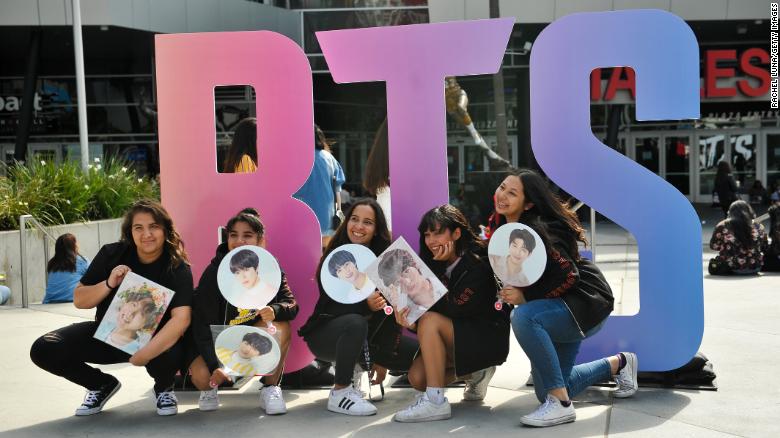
[29,199,194,418]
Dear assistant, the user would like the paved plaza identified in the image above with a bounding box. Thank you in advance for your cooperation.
[1,206,778,437]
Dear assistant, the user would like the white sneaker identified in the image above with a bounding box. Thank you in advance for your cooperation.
[520,394,575,427]
[198,388,219,411]
[463,366,496,401]
[260,385,287,415]
[614,352,638,398]
[327,387,377,416]
[393,393,451,423]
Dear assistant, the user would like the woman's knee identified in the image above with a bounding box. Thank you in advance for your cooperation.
[417,312,449,335]
[338,314,368,338]
[30,331,67,369]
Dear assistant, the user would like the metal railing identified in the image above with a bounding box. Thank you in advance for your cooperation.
[571,201,597,261]
[19,214,56,308]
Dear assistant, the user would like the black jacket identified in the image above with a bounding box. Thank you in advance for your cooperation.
[192,243,298,373]
[522,222,614,334]
[429,251,511,376]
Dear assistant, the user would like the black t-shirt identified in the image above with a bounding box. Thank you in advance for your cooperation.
[80,241,193,333]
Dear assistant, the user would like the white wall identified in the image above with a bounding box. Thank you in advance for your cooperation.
[0,219,122,306]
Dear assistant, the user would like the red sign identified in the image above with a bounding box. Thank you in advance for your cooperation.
[591,48,770,101]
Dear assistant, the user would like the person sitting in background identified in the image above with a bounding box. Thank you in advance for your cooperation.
[709,200,768,275]
[222,117,258,173]
[761,204,780,272]
[749,180,769,207]
[44,233,90,304]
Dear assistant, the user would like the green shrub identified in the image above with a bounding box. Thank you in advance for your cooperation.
[0,158,159,231]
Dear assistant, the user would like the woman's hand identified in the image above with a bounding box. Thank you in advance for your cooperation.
[431,241,456,262]
[500,286,527,306]
[209,368,233,388]
[394,307,417,331]
[369,363,388,385]
[129,349,151,367]
[107,265,131,289]
[366,291,387,312]
[258,306,275,323]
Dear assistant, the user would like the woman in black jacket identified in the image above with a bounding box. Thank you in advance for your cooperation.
[392,204,511,423]
[187,208,298,415]
[299,198,418,417]
[492,168,637,427]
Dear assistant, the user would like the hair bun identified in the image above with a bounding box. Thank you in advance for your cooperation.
[239,207,259,216]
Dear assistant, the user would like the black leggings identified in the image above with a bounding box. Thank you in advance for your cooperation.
[305,314,418,386]
[30,321,183,392]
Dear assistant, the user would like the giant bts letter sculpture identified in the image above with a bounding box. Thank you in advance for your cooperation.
[155,11,703,372]
[530,10,703,370]
[155,32,320,371]
[317,19,514,250]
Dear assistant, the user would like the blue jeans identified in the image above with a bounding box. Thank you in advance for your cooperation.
[511,298,611,403]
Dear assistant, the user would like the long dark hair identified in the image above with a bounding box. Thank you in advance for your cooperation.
[363,118,389,196]
[490,168,586,260]
[47,233,79,273]
[120,200,189,268]
[725,200,756,247]
[223,117,257,172]
[418,204,484,273]
[314,124,332,152]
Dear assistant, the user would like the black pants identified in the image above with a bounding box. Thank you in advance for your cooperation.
[305,314,418,386]
[30,321,183,392]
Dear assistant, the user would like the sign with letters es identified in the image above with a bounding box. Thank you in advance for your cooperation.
[156,10,703,372]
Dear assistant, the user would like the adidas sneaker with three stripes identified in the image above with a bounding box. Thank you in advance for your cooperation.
[327,387,377,416]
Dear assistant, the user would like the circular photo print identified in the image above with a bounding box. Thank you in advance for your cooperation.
[488,223,547,287]
[320,244,378,304]
[214,325,280,376]
[217,245,281,310]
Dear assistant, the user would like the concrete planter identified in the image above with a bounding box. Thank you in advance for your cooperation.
[0,218,122,305]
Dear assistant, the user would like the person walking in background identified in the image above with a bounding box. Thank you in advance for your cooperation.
[222,117,258,173]
[714,161,739,218]
[709,200,768,275]
[44,233,90,304]
[294,125,346,248]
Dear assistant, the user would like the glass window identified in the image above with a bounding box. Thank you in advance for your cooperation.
[303,9,428,53]
[635,137,659,173]
[665,136,690,195]
[699,134,725,196]
[766,134,780,192]
[730,133,756,194]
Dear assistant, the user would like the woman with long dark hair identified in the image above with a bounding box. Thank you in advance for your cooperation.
[714,161,738,217]
[30,200,193,417]
[489,168,638,427]
[186,208,298,414]
[222,117,258,173]
[709,200,767,275]
[392,204,510,423]
[299,198,418,417]
[44,233,90,303]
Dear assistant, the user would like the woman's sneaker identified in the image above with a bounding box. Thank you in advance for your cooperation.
[463,366,496,401]
[393,393,451,423]
[198,387,219,411]
[614,352,639,398]
[155,389,178,416]
[75,377,121,416]
[260,385,287,415]
[327,387,377,416]
[520,394,575,427]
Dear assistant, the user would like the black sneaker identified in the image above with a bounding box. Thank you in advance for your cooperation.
[75,377,122,416]
[155,389,178,416]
